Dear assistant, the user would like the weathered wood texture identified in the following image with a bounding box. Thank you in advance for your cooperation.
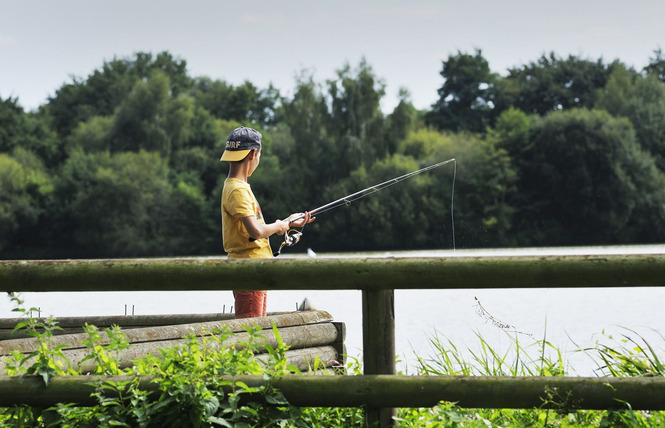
[0,312,294,340]
[0,313,239,330]
[2,254,665,292]
[2,253,665,424]
[0,311,345,373]
[363,290,396,426]
[2,374,665,410]
[0,311,333,354]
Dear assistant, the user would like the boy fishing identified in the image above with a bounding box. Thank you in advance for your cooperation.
[220,126,314,318]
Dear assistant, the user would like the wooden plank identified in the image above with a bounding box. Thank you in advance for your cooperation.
[0,323,343,373]
[0,310,333,355]
[3,374,665,410]
[257,346,341,372]
[2,254,665,292]
[0,312,294,340]
[0,313,241,330]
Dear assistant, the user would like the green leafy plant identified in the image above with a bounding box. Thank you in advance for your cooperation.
[78,323,129,375]
[1,295,309,427]
[5,293,73,383]
[5,294,665,427]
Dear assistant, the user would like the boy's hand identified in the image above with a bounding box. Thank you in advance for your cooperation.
[286,211,315,228]
[275,219,290,235]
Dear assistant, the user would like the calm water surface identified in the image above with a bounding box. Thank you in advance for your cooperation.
[4,245,665,375]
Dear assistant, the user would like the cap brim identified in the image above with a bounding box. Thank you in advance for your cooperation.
[220,149,251,162]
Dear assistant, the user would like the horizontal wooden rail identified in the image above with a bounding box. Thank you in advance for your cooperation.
[3,252,665,426]
[1,253,665,292]
[1,374,664,410]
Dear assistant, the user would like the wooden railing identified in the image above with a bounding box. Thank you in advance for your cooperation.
[2,253,665,427]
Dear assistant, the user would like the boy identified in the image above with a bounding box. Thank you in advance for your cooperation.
[220,126,313,318]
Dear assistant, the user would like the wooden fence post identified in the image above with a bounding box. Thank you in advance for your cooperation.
[362,289,396,427]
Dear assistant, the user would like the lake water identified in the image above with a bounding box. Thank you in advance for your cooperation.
[3,245,665,376]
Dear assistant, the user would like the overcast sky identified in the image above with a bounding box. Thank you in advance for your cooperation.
[2,0,664,113]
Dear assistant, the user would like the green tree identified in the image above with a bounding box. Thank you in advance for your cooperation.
[309,128,515,252]
[0,96,25,153]
[280,71,329,165]
[500,108,665,245]
[401,129,516,248]
[644,47,665,83]
[47,51,190,137]
[53,150,174,257]
[0,150,53,255]
[66,115,113,154]
[312,156,432,251]
[191,77,280,126]
[279,70,335,207]
[163,97,229,199]
[164,94,197,153]
[596,65,665,170]
[326,58,387,171]
[505,52,619,115]
[385,88,419,155]
[426,49,500,132]
[161,178,218,255]
[109,71,171,156]
[0,97,61,166]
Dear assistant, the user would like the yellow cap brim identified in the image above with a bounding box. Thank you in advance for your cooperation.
[220,149,251,162]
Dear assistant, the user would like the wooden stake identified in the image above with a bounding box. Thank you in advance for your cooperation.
[363,289,396,427]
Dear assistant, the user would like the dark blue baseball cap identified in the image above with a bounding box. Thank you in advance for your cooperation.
[220,126,262,161]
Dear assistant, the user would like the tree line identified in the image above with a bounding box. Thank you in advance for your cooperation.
[2,49,665,259]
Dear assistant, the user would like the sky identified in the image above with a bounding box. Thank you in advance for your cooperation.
[1,0,664,113]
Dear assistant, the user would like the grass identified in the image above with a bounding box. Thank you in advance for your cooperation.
[415,329,566,377]
[397,328,665,427]
[3,293,665,427]
[579,328,665,377]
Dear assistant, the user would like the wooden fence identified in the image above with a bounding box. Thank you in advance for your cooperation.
[1,253,665,427]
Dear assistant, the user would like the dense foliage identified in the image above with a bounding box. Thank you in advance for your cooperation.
[3,293,305,427]
[2,49,665,258]
[4,294,665,427]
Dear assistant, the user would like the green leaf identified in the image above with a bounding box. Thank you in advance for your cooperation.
[208,416,233,427]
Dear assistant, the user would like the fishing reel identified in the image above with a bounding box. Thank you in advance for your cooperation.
[274,229,303,257]
[283,229,303,246]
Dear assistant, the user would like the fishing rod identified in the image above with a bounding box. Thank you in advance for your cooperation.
[274,158,457,256]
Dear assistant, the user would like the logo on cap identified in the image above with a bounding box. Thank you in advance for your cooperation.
[220,126,262,161]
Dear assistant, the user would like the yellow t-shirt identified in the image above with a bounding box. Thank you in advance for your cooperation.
[221,178,273,259]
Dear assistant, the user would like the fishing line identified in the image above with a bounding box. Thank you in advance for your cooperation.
[450,159,457,251]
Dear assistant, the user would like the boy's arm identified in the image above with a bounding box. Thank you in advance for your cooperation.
[241,216,289,240]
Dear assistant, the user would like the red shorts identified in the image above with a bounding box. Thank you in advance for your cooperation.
[233,290,267,319]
